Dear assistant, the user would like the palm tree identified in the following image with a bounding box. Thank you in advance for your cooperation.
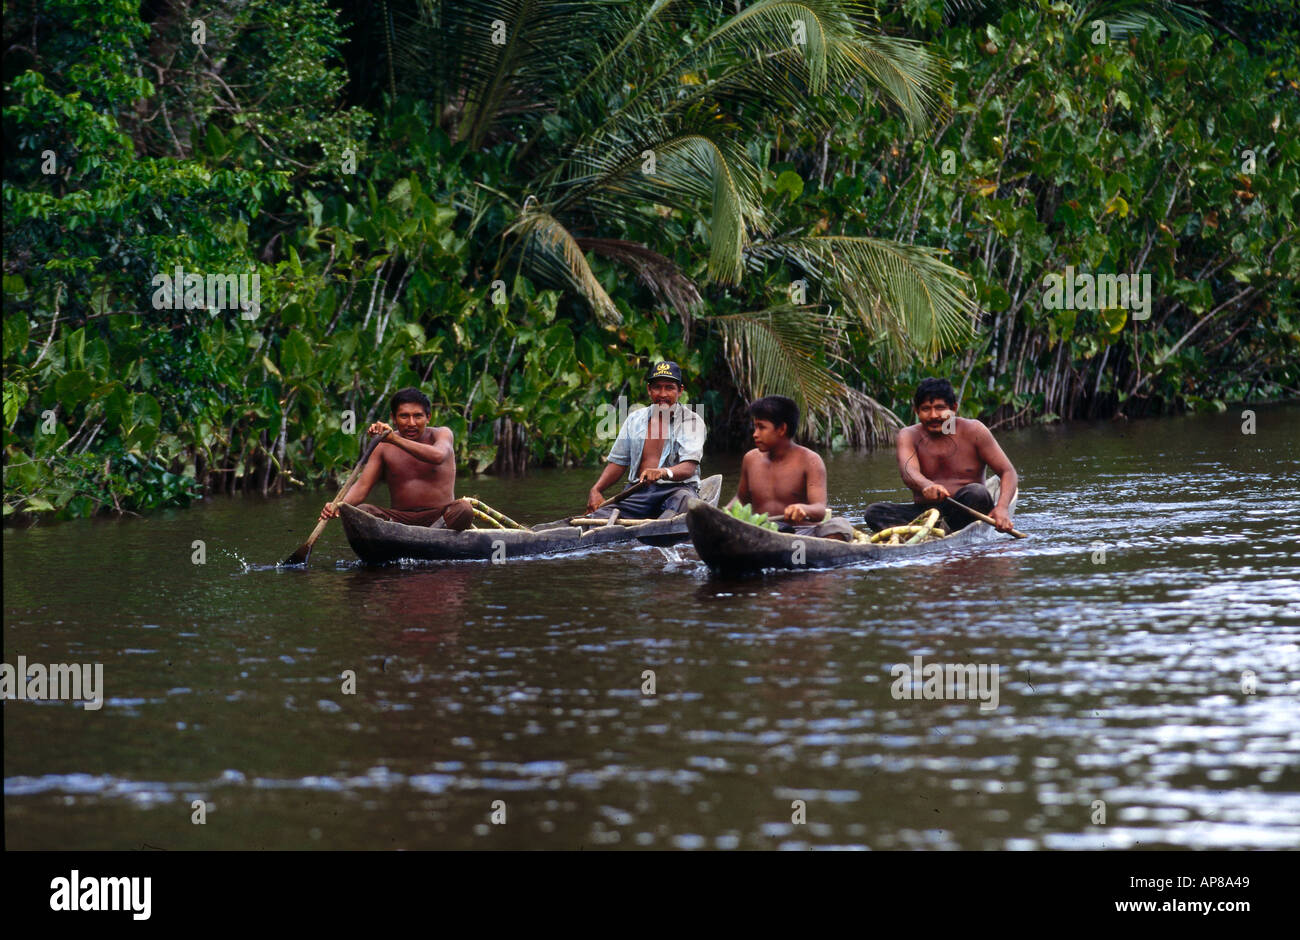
[367,0,980,446]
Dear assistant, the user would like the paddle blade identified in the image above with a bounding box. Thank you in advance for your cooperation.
[283,515,332,567]
[282,543,312,566]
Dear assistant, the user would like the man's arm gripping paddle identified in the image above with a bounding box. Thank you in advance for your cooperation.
[944,497,1028,539]
[282,430,390,566]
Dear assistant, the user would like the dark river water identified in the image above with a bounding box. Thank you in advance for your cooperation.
[4,406,1299,850]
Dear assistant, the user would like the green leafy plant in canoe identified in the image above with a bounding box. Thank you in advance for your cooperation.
[725,502,780,531]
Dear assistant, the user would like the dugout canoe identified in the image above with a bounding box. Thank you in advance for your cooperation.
[338,475,722,564]
[686,478,1016,576]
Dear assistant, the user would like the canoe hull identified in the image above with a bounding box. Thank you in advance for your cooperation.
[339,476,721,564]
[687,479,1013,575]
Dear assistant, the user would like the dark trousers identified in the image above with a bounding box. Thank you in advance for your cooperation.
[359,498,474,530]
[864,483,993,533]
[592,482,699,520]
[777,516,857,541]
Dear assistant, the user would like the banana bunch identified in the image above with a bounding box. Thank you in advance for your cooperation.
[725,502,780,531]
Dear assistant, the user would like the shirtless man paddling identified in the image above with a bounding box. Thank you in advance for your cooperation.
[865,378,1018,534]
[318,387,473,530]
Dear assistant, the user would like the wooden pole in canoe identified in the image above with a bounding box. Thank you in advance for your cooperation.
[533,479,654,531]
[282,430,391,565]
[470,508,504,529]
[568,515,663,527]
[945,497,1027,539]
[466,498,527,530]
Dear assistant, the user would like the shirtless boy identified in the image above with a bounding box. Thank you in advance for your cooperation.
[732,395,854,541]
[318,387,473,530]
[865,378,1017,533]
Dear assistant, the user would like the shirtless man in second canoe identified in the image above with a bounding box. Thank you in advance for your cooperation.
[865,377,1017,534]
[318,387,474,530]
[732,395,855,541]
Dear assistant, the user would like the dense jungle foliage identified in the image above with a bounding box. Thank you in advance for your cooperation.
[3,0,1297,519]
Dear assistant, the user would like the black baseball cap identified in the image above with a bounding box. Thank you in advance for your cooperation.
[647,360,684,385]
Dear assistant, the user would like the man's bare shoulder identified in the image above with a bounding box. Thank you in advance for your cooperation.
[793,443,826,469]
[741,447,762,466]
[955,417,991,439]
[404,426,452,449]
[898,424,922,443]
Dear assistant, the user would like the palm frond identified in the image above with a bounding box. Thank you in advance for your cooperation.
[505,205,623,324]
[746,234,976,360]
[1074,1,1206,39]
[570,0,682,97]
[578,0,886,144]
[401,0,619,146]
[552,122,765,285]
[840,33,946,131]
[693,0,870,94]
[575,237,702,332]
[707,305,901,447]
[628,26,943,138]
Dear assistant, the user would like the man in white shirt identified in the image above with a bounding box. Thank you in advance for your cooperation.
[586,361,707,519]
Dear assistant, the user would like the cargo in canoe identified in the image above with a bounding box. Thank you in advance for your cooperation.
[339,475,722,564]
[686,478,1016,576]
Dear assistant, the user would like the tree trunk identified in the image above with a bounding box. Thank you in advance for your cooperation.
[490,417,528,476]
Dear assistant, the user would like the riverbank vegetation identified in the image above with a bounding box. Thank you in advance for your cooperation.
[4,0,1297,519]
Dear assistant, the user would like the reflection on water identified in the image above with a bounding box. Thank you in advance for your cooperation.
[4,405,1299,849]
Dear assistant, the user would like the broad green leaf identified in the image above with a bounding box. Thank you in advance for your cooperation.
[90,284,111,316]
[773,170,804,200]
[281,331,313,376]
[3,380,26,425]
[56,370,94,409]
[104,384,129,429]
[131,392,161,430]
[3,313,29,357]
[64,327,86,370]
[84,338,110,378]
[1098,306,1127,334]
[3,274,28,299]
[127,393,162,450]
[387,179,412,211]
[985,285,1011,312]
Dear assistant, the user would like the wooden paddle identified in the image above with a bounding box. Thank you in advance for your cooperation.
[593,478,648,512]
[945,497,1027,539]
[282,430,391,565]
[532,478,651,530]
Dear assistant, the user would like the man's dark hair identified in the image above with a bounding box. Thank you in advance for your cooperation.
[913,378,957,410]
[749,395,799,438]
[390,387,432,416]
